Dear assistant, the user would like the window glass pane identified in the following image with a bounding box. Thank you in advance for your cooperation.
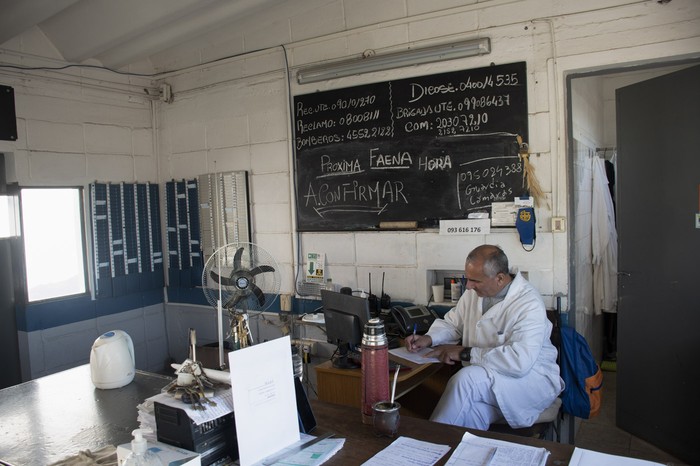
[21,188,86,301]
[0,195,19,238]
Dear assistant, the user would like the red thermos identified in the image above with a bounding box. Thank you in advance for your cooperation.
[361,318,390,424]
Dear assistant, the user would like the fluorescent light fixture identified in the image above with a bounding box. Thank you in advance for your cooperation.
[297,38,491,84]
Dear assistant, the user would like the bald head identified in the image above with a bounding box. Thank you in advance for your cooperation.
[466,245,509,278]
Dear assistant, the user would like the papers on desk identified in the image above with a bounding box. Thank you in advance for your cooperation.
[361,436,451,466]
[389,346,441,365]
[569,447,666,466]
[362,432,552,466]
[446,432,549,466]
[146,388,235,425]
[255,434,345,466]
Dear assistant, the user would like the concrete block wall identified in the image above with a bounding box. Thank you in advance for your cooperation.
[1,0,698,377]
[149,0,700,312]
[0,29,165,379]
[18,304,169,380]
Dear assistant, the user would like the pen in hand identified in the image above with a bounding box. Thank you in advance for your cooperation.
[411,323,417,350]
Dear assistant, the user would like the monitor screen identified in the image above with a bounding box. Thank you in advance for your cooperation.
[321,289,371,369]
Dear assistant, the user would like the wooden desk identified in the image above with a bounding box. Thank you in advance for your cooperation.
[310,400,574,465]
[315,358,456,419]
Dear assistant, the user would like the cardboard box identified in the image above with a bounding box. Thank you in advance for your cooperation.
[117,440,201,466]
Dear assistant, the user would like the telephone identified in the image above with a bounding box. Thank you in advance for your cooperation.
[390,305,439,337]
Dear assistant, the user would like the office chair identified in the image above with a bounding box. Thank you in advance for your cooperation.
[488,307,563,441]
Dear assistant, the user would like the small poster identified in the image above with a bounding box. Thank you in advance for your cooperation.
[306,252,325,283]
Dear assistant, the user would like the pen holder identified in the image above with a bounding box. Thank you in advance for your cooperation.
[372,401,400,437]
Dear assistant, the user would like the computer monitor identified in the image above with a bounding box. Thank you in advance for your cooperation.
[321,289,371,369]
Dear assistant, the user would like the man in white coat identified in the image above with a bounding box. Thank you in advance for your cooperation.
[406,244,563,429]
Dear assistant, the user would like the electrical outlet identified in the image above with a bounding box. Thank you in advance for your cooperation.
[551,217,566,232]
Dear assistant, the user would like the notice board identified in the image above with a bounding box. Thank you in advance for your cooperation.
[293,61,529,231]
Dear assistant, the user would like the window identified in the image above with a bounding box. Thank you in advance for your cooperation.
[20,188,87,302]
[0,194,19,238]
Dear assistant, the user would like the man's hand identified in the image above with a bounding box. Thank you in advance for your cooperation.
[404,334,432,353]
[425,345,464,365]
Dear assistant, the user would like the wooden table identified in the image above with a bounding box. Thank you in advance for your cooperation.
[315,356,458,419]
[310,400,574,465]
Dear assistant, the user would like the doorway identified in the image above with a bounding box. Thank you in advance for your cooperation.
[568,60,700,464]
[0,183,23,389]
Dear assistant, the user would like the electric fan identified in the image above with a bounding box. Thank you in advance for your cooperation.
[202,242,281,367]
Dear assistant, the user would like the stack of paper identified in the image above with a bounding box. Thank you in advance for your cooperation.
[446,432,549,466]
[146,388,235,426]
[136,397,158,443]
[361,437,451,466]
[361,432,551,466]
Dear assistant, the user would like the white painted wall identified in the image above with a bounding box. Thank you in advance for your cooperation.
[154,0,699,308]
[1,0,699,377]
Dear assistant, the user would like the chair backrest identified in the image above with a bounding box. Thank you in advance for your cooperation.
[546,308,562,365]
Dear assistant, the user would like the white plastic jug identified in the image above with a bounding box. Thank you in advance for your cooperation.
[90,330,135,389]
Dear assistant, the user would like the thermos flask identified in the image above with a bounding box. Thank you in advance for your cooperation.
[361,318,390,424]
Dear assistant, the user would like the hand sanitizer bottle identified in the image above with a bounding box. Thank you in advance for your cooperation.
[123,429,162,466]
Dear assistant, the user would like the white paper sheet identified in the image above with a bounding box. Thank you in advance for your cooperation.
[147,388,234,425]
[389,346,441,365]
[229,336,300,466]
[360,436,450,466]
[267,438,345,466]
[569,447,665,466]
[446,432,549,466]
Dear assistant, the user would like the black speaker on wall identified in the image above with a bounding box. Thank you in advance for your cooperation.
[0,85,18,141]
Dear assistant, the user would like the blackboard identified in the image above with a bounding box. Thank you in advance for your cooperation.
[294,61,529,231]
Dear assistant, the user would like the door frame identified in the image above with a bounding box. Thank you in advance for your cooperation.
[564,57,700,447]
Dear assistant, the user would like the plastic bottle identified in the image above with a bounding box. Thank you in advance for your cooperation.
[360,318,390,424]
[122,429,162,466]
[451,279,462,303]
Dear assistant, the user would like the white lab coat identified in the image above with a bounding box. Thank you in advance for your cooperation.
[592,157,618,314]
[427,273,564,428]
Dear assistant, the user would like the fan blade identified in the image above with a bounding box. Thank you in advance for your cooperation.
[233,247,244,270]
[249,265,275,276]
[210,270,236,287]
[224,291,245,309]
[250,283,266,307]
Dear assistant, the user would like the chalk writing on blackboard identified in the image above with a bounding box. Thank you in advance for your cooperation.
[294,62,528,231]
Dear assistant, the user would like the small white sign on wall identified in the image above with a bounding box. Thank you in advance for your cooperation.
[439,219,491,235]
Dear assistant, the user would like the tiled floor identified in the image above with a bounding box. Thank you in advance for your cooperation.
[574,370,690,465]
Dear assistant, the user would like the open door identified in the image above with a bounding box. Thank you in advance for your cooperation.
[0,181,23,389]
[616,64,700,464]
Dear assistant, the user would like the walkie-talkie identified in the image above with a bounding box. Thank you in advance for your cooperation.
[368,273,380,318]
[380,272,391,309]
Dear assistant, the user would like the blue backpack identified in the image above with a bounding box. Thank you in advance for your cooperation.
[558,326,603,419]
